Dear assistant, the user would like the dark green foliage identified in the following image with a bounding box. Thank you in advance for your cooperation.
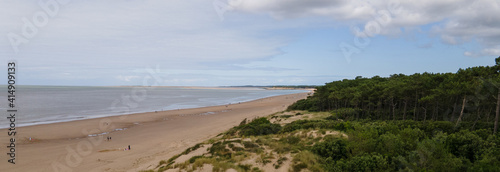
[280,135,301,144]
[228,118,282,136]
[331,108,361,120]
[252,167,262,172]
[305,120,500,171]
[182,143,202,155]
[292,163,308,172]
[242,141,259,149]
[311,138,348,161]
[333,153,392,172]
[239,118,247,126]
[231,146,244,152]
[288,98,319,111]
[288,70,500,170]
[237,164,252,171]
[209,142,231,158]
[280,115,293,119]
[228,143,245,151]
[446,130,489,163]
[324,115,337,120]
[189,155,203,163]
[167,154,181,163]
[288,59,500,128]
[242,141,262,153]
[185,119,499,172]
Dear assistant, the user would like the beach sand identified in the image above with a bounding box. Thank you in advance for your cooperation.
[0,92,309,172]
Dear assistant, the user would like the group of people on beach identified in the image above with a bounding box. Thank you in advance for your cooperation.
[106,136,131,151]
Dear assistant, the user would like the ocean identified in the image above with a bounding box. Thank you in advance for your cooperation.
[0,86,307,128]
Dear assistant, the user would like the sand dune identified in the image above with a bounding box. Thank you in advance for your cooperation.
[0,92,309,172]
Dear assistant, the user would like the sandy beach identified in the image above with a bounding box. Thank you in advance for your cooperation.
[0,92,309,172]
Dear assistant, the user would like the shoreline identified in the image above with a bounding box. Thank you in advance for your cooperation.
[9,91,310,138]
[0,86,309,129]
[0,92,309,171]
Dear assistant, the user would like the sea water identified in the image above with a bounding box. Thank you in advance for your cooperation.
[0,86,307,128]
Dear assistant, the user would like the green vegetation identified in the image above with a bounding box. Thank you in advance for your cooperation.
[230,85,318,89]
[289,57,500,133]
[328,120,499,171]
[226,117,282,136]
[150,112,499,172]
[147,57,500,171]
[311,138,348,161]
[279,57,500,171]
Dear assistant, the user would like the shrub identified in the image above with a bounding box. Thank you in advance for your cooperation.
[446,130,487,163]
[189,155,203,163]
[182,143,202,155]
[239,118,247,126]
[237,164,252,171]
[242,141,259,149]
[280,135,301,144]
[325,115,338,120]
[288,98,319,111]
[331,108,361,120]
[238,118,282,136]
[375,133,404,157]
[311,138,348,161]
[333,153,392,172]
[209,142,231,158]
[398,127,426,151]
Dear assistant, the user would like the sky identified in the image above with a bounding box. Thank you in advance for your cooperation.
[0,0,499,86]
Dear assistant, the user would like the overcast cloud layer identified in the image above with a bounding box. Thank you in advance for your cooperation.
[0,0,499,86]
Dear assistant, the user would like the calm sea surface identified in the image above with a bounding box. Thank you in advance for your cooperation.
[0,86,307,128]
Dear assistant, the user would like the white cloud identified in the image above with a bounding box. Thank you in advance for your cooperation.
[234,0,500,57]
[0,1,284,63]
[232,0,375,21]
[0,0,293,85]
[465,46,500,57]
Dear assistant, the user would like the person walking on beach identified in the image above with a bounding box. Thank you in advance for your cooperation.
[128,145,131,150]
